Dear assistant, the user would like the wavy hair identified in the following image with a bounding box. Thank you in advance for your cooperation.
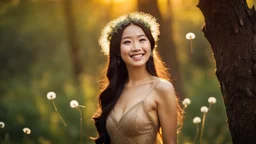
[92,21,183,144]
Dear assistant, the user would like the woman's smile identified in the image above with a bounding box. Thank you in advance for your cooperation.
[130,53,145,61]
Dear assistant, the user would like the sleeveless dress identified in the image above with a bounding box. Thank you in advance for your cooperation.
[106,81,160,144]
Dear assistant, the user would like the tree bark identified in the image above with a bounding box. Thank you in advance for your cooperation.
[63,0,83,84]
[137,0,184,98]
[198,0,256,143]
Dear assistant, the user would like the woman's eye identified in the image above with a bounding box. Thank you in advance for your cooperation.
[140,39,146,42]
[123,41,131,44]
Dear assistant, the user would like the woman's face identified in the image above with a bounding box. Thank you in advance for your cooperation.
[120,24,151,68]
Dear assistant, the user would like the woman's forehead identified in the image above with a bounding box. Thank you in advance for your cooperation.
[122,25,146,38]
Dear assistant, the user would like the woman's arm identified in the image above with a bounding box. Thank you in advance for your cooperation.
[155,80,177,144]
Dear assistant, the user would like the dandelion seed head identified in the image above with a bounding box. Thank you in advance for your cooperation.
[46,92,56,100]
[182,98,191,107]
[200,106,209,113]
[70,100,79,108]
[0,122,5,128]
[193,117,201,124]
[208,97,217,104]
[23,127,31,134]
[186,32,196,40]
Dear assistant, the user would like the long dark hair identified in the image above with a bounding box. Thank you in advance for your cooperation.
[92,21,183,144]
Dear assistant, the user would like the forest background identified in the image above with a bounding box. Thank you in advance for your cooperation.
[0,0,255,144]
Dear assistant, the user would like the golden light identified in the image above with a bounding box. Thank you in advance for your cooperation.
[101,0,126,3]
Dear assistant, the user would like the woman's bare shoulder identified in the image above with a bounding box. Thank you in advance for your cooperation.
[154,78,174,93]
[154,78,176,102]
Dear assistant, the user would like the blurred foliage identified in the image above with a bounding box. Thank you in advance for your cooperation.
[0,0,255,144]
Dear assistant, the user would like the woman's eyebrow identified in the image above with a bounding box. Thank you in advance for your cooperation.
[122,36,132,40]
[122,34,146,40]
[137,34,146,37]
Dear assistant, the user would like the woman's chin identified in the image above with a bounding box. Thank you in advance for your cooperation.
[126,61,147,68]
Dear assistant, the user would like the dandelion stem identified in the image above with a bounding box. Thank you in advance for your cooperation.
[193,124,200,144]
[190,39,193,53]
[76,107,83,144]
[23,135,28,144]
[51,99,67,127]
[4,133,10,144]
[208,103,212,110]
[200,113,207,144]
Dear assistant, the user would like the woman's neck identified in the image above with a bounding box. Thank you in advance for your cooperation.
[126,65,153,86]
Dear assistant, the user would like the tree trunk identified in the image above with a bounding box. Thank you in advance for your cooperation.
[63,0,83,84]
[198,0,256,143]
[137,0,184,98]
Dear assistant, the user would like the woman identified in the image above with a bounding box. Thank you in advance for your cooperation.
[93,12,183,144]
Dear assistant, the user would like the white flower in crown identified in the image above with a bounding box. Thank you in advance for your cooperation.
[23,127,31,134]
[70,100,79,108]
[208,97,217,104]
[0,122,5,128]
[46,91,56,100]
[193,117,201,124]
[99,12,160,56]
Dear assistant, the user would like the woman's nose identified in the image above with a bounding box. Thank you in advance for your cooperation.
[132,42,141,51]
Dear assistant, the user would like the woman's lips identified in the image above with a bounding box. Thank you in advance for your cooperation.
[130,54,144,61]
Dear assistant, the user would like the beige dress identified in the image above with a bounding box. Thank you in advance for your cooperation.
[106,81,160,144]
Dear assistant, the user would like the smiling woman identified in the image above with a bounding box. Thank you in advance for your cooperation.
[92,12,183,144]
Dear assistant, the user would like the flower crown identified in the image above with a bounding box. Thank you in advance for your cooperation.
[99,12,160,56]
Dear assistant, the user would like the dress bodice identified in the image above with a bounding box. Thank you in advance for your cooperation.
[106,81,160,144]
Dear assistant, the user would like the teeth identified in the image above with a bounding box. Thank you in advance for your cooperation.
[131,54,143,58]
